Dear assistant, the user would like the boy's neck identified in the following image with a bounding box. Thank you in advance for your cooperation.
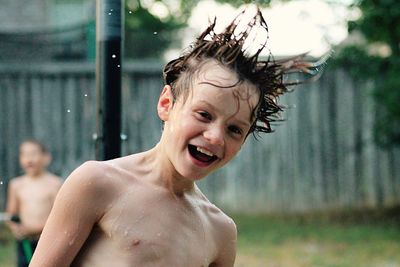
[145,145,195,196]
[25,170,47,179]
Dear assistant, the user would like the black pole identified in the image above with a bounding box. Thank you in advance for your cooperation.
[95,0,123,160]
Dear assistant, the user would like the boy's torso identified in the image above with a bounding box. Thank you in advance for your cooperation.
[71,159,227,267]
[14,174,61,234]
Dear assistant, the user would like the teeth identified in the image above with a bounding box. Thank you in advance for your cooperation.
[196,146,214,157]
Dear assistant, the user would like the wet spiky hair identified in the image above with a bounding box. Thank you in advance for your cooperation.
[163,8,325,134]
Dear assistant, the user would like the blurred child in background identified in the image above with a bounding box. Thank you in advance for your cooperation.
[6,139,62,267]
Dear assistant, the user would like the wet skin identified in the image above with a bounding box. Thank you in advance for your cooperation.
[30,60,259,267]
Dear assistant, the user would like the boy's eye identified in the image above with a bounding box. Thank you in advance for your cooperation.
[197,111,212,121]
[228,125,243,136]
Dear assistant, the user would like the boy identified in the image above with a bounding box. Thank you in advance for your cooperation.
[30,8,317,267]
[6,139,63,267]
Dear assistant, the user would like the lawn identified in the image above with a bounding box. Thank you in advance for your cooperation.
[233,213,400,267]
[1,214,399,267]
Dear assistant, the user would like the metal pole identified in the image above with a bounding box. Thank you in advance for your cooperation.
[95,0,123,160]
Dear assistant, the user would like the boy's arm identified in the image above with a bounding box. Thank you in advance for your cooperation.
[213,217,237,267]
[5,179,21,236]
[6,179,19,215]
[29,161,113,267]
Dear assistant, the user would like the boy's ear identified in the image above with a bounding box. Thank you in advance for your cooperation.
[157,85,173,121]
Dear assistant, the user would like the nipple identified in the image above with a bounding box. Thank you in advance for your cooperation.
[132,239,141,246]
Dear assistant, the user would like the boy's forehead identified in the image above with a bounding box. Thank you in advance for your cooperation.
[185,63,259,121]
[193,60,259,106]
[20,142,43,152]
[195,60,239,87]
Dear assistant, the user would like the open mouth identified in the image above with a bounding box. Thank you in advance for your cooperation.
[188,144,218,164]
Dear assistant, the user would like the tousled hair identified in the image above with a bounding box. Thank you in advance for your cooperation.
[163,8,326,134]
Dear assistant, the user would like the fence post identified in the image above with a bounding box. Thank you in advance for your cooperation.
[95,0,124,160]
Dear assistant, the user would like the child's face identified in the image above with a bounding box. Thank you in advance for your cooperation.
[19,142,50,176]
[158,60,259,180]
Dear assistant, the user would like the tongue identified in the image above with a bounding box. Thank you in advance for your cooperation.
[194,150,212,162]
[189,145,213,162]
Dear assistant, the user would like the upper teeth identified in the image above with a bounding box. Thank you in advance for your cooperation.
[197,146,214,157]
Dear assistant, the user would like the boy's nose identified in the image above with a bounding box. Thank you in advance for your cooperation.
[203,127,224,146]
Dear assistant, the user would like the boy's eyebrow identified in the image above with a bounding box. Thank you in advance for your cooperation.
[197,100,251,128]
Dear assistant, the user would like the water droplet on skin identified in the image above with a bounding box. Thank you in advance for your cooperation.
[157,232,161,237]
[124,230,129,236]
[112,54,116,58]
[153,31,158,35]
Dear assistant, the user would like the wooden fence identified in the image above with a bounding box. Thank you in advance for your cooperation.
[0,62,399,213]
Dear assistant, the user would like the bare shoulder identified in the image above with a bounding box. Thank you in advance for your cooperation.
[197,193,237,266]
[62,159,136,199]
[8,175,26,189]
[45,173,64,186]
[208,202,237,242]
[29,161,128,266]
[54,160,127,218]
[65,160,121,190]
[196,190,237,243]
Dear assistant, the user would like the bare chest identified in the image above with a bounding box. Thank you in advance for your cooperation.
[75,192,217,267]
[17,181,56,208]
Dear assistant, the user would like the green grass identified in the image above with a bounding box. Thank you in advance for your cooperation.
[1,214,399,267]
[233,214,400,267]
[0,224,16,267]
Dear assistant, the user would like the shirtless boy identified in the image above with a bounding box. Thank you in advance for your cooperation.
[6,139,63,267]
[30,8,316,267]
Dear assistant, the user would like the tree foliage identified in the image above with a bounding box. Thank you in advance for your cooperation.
[124,0,275,59]
[349,0,400,56]
[336,0,400,147]
[124,1,183,59]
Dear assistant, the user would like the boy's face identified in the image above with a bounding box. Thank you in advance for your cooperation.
[158,60,259,180]
[19,142,50,176]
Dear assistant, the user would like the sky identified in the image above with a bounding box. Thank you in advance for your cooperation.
[162,0,359,58]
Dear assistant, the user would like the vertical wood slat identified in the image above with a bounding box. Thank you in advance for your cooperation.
[0,76,5,210]
[6,75,19,180]
[362,80,377,206]
[0,63,399,213]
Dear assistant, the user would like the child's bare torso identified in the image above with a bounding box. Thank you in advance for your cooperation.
[71,159,232,267]
[14,174,61,237]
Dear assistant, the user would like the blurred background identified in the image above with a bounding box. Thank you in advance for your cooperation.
[0,0,399,266]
